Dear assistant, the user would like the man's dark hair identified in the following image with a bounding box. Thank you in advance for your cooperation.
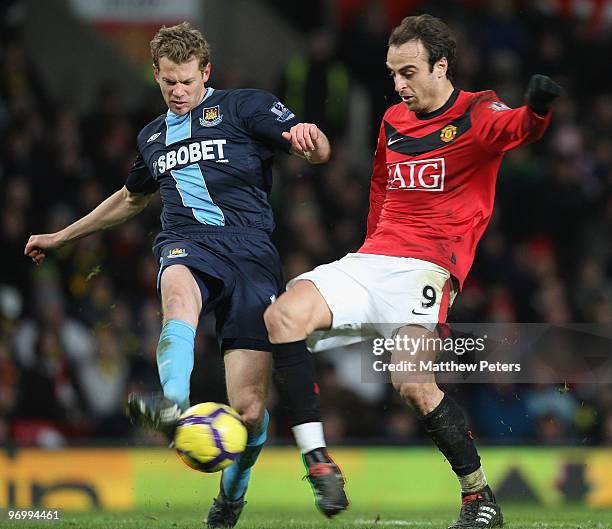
[388,14,456,83]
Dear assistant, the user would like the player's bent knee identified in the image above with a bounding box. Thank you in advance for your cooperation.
[163,291,185,313]
[236,399,265,434]
[162,287,200,323]
[160,266,201,321]
[263,303,286,341]
[264,302,307,343]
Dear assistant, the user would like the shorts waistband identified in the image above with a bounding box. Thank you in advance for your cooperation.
[161,224,271,239]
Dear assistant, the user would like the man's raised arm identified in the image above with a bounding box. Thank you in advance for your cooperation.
[24,186,154,265]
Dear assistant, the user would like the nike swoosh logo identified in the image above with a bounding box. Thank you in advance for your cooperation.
[411,310,431,316]
[387,136,403,146]
[158,360,172,368]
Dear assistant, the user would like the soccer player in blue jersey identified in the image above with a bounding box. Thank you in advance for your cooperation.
[24,22,347,527]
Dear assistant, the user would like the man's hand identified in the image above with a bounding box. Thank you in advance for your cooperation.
[282,123,330,163]
[282,123,321,153]
[525,74,562,116]
[24,233,63,265]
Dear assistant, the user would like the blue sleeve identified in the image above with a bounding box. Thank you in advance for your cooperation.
[125,150,159,194]
[237,90,299,153]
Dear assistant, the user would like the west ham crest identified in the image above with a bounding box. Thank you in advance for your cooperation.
[199,105,223,127]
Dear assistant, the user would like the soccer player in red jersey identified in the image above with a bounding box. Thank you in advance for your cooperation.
[266,14,561,529]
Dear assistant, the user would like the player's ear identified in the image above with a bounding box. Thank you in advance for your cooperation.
[153,63,160,82]
[436,56,448,79]
[201,62,211,83]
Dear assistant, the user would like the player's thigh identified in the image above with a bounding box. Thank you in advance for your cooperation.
[270,279,333,331]
[159,264,203,327]
[283,255,374,331]
[224,348,272,431]
[373,261,454,337]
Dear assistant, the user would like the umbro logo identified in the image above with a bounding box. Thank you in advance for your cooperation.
[147,132,162,142]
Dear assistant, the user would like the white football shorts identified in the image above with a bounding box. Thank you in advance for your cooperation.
[287,253,457,352]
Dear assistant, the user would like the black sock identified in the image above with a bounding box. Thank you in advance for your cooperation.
[273,340,322,426]
[420,394,481,477]
[303,447,330,467]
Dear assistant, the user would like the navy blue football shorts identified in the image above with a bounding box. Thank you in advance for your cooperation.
[153,226,283,353]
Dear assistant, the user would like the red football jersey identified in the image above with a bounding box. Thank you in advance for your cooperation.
[358,88,552,288]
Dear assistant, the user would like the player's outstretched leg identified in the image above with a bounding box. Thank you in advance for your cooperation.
[125,319,196,438]
[206,348,271,528]
[266,283,349,517]
[127,265,201,438]
[207,410,269,528]
[422,395,502,528]
[392,325,502,528]
[273,341,348,517]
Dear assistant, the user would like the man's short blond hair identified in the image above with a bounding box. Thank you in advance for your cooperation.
[150,22,211,70]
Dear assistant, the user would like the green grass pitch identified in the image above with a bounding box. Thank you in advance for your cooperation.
[4,447,611,528]
[5,505,612,529]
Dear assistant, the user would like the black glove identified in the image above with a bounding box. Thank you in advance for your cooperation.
[525,74,562,116]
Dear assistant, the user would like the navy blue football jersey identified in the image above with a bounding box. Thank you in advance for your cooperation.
[126,87,298,234]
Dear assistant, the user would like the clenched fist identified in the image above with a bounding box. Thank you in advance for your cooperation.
[282,123,323,155]
[24,233,62,265]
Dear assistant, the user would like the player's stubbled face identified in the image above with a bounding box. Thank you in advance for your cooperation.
[387,40,439,113]
[154,56,210,115]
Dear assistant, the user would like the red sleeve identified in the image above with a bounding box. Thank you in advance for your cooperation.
[471,92,552,154]
[365,120,388,238]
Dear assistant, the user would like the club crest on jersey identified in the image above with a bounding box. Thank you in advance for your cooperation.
[199,105,223,127]
[167,248,188,258]
[440,124,457,143]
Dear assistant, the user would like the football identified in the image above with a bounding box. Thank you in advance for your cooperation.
[174,402,248,473]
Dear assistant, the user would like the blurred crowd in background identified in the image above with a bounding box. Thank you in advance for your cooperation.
[1,0,611,448]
